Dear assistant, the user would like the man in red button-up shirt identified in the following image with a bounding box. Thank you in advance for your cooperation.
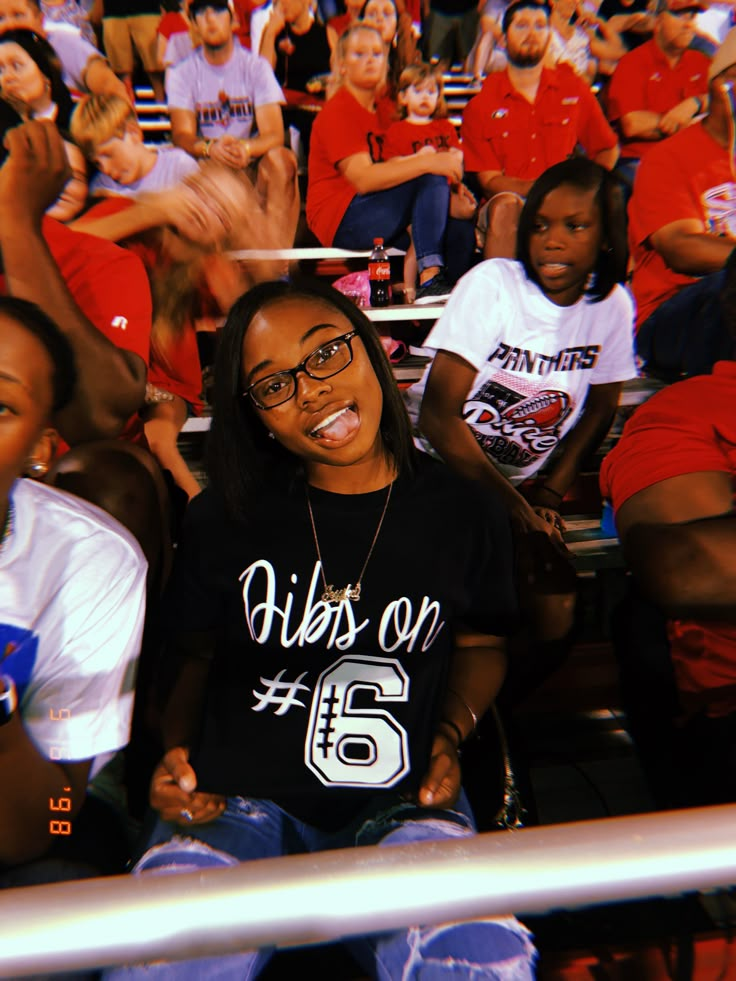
[606,0,710,174]
[462,0,619,257]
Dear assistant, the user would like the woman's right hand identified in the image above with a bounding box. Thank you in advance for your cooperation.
[533,505,566,538]
[150,747,227,827]
[511,499,567,549]
[450,183,477,220]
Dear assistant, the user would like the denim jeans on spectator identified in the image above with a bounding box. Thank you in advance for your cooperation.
[636,269,734,380]
[105,793,536,979]
[334,174,451,276]
[690,32,716,57]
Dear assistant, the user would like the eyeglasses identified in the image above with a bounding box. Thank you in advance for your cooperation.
[664,7,699,17]
[243,329,359,409]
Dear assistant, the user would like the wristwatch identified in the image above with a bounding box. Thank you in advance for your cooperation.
[0,675,17,726]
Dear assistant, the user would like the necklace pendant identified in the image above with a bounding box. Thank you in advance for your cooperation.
[321,583,361,604]
[307,481,391,608]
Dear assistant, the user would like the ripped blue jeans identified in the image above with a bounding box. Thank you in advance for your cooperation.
[105,794,536,980]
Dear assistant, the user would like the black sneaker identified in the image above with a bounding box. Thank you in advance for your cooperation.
[415,273,453,305]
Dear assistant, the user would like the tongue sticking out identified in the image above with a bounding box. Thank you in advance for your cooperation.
[314,407,360,441]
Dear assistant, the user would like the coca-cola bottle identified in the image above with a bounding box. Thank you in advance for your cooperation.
[368,237,391,307]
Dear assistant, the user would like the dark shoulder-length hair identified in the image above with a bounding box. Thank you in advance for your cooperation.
[0,295,77,412]
[207,278,417,518]
[516,157,628,304]
[0,29,74,130]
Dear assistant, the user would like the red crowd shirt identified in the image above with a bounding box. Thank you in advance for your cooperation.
[327,11,352,37]
[157,10,188,40]
[606,40,710,161]
[600,361,736,718]
[375,91,400,131]
[383,117,461,158]
[83,198,204,413]
[0,217,152,447]
[231,0,259,48]
[628,121,735,328]
[307,86,385,246]
[39,217,151,370]
[461,64,617,179]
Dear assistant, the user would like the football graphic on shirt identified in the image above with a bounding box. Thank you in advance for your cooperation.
[501,390,570,429]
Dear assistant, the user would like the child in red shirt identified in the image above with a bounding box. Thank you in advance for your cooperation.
[384,62,476,300]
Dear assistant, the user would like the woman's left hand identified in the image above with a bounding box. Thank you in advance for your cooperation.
[418,730,461,809]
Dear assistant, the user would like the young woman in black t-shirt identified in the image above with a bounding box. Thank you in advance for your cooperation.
[109,279,535,979]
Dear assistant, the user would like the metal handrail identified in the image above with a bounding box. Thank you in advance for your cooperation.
[2,804,736,977]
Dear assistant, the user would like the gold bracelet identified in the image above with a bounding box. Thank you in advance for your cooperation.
[539,483,564,501]
[241,139,252,160]
[448,688,478,732]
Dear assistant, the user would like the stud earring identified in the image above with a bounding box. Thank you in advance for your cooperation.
[27,460,49,477]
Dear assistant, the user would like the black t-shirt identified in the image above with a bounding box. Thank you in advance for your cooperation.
[103,0,160,17]
[275,20,331,93]
[431,0,478,15]
[598,0,651,50]
[163,455,517,830]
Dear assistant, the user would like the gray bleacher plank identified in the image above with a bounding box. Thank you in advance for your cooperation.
[564,516,623,571]
[227,246,406,260]
[364,304,446,321]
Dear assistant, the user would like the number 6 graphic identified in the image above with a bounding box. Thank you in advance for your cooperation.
[305,655,409,788]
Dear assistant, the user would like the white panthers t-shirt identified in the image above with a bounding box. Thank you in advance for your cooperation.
[0,479,146,777]
[166,43,285,141]
[90,145,199,197]
[406,258,637,485]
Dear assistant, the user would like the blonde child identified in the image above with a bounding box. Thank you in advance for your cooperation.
[383,62,476,301]
[71,94,208,500]
[71,93,198,198]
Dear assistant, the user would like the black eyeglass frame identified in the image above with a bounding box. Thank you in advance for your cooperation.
[243,328,360,410]
[663,6,700,16]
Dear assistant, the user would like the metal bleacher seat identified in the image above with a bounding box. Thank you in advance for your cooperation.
[134,87,172,143]
[134,67,483,141]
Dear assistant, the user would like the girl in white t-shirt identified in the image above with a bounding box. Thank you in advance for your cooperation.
[412,157,636,661]
[0,296,146,883]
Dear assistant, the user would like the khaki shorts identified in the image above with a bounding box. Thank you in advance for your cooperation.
[103,13,161,73]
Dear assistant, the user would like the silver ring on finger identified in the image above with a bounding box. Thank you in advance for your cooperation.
[180,808,194,822]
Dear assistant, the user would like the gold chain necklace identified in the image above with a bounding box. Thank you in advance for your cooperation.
[306,482,393,604]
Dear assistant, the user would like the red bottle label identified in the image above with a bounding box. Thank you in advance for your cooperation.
[369,261,391,281]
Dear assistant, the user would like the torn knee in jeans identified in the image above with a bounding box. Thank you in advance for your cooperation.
[355,801,475,848]
[380,816,474,847]
[402,919,537,979]
[133,836,239,876]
